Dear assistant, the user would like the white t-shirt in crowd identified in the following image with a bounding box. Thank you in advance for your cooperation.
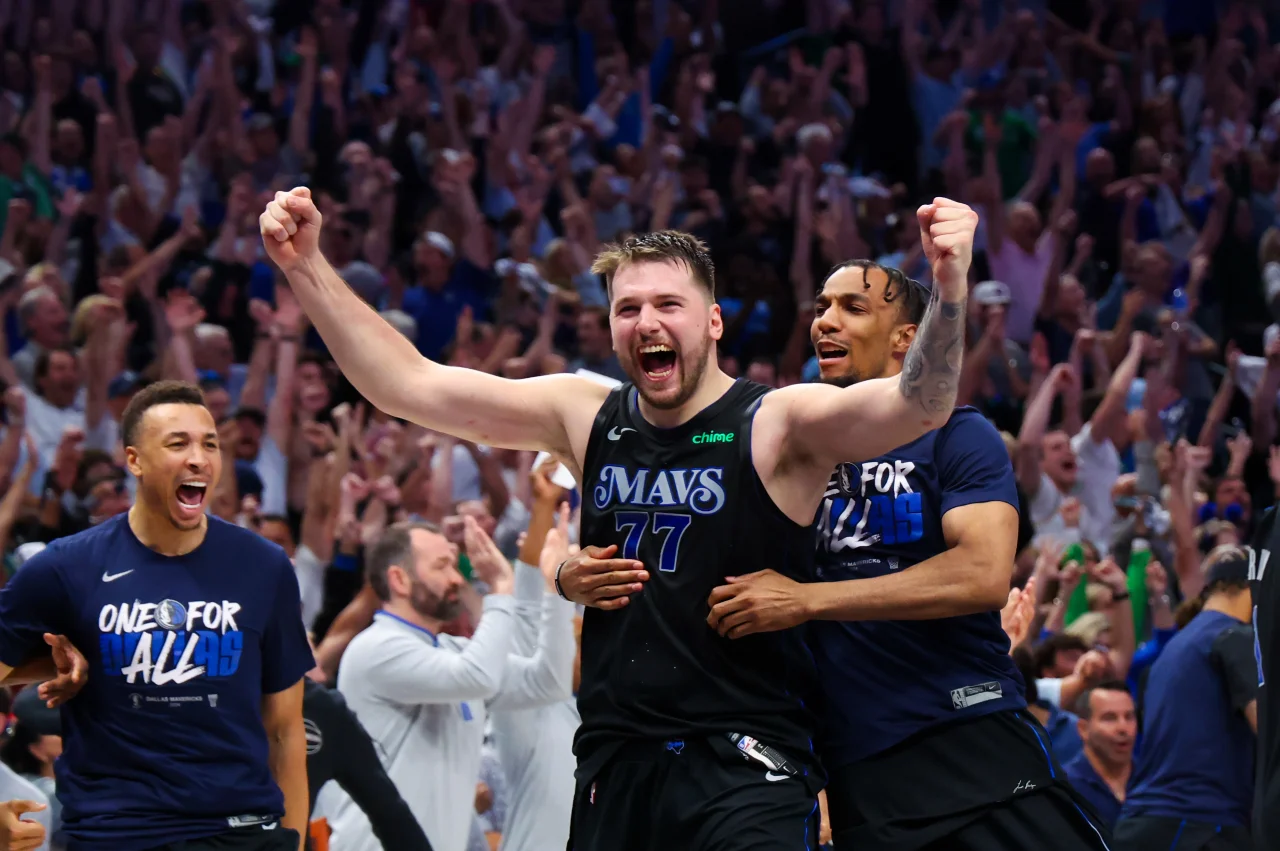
[1028,422,1120,555]
[491,563,579,851]
[295,543,325,633]
[254,435,288,516]
[24,389,113,469]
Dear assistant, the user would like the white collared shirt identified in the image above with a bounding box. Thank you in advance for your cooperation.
[328,585,574,851]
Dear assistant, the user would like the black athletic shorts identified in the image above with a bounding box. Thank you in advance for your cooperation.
[145,825,301,851]
[1113,816,1250,851]
[569,737,821,851]
[826,709,1112,851]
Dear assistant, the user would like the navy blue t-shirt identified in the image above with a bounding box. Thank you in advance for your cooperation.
[1122,610,1257,827]
[808,407,1025,767]
[1064,752,1122,830]
[401,260,492,361]
[0,514,314,851]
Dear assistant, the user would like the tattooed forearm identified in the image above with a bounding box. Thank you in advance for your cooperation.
[900,289,967,419]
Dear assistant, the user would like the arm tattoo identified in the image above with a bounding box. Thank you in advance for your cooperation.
[900,289,966,418]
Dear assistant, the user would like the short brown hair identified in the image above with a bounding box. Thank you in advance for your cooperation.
[120,380,207,447]
[366,520,442,602]
[591,230,715,299]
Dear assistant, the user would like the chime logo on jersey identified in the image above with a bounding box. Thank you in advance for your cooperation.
[97,598,245,685]
[817,460,924,552]
[592,465,727,515]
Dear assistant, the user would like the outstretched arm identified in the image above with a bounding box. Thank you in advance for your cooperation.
[259,188,608,469]
[771,199,974,471]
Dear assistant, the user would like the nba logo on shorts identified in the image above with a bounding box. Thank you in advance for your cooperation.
[737,736,757,753]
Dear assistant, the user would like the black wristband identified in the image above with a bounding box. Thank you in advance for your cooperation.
[554,560,569,600]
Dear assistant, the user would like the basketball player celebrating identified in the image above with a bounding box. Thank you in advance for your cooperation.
[0,381,314,851]
[259,187,975,849]
[706,262,1111,850]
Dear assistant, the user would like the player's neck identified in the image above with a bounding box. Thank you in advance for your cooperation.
[636,365,737,429]
[127,504,208,557]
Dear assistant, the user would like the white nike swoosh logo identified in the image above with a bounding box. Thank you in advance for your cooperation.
[764,772,788,782]
[102,570,134,582]
[607,427,636,440]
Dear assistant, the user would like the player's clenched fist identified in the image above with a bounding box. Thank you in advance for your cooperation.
[555,544,649,610]
[916,197,978,292]
[0,800,47,851]
[259,186,323,272]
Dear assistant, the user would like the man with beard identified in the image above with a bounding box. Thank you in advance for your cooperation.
[706,261,1111,850]
[261,187,975,850]
[328,517,574,851]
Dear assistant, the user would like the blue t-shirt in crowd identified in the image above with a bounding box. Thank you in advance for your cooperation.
[1064,752,1123,830]
[401,260,493,361]
[0,514,314,851]
[1039,699,1084,765]
[807,407,1025,767]
[1121,610,1258,828]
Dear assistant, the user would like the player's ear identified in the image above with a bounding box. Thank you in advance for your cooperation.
[123,445,142,479]
[892,323,917,358]
[708,301,723,341]
[387,564,411,597]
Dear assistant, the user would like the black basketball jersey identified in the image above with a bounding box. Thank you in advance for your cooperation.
[1251,506,1280,849]
[574,379,821,777]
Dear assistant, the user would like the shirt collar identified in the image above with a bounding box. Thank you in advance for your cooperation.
[374,610,438,646]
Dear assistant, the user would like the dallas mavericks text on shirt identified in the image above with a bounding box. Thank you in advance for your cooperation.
[98,598,244,685]
[592,465,726,573]
[817,460,924,554]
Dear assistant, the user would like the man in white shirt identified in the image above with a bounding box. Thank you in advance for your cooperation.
[330,518,574,851]
[11,287,68,391]
[1017,337,1149,553]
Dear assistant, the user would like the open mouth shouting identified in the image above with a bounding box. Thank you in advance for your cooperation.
[815,339,850,369]
[174,480,209,522]
[637,343,679,383]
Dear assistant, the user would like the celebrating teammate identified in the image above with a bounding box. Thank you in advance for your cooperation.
[0,381,314,851]
[260,186,974,848]
[706,260,1111,850]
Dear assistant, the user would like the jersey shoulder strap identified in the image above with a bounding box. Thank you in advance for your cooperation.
[583,384,631,474]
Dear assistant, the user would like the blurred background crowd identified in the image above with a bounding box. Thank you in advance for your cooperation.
[0,0,1275,848]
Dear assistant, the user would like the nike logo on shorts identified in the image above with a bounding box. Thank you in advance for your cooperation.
[765,772,788,782]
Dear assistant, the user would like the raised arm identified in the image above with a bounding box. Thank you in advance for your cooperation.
[769,199,975,477]
[259,188,608,470]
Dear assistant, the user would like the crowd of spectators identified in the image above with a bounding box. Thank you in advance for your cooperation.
[0,0,1275,848]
